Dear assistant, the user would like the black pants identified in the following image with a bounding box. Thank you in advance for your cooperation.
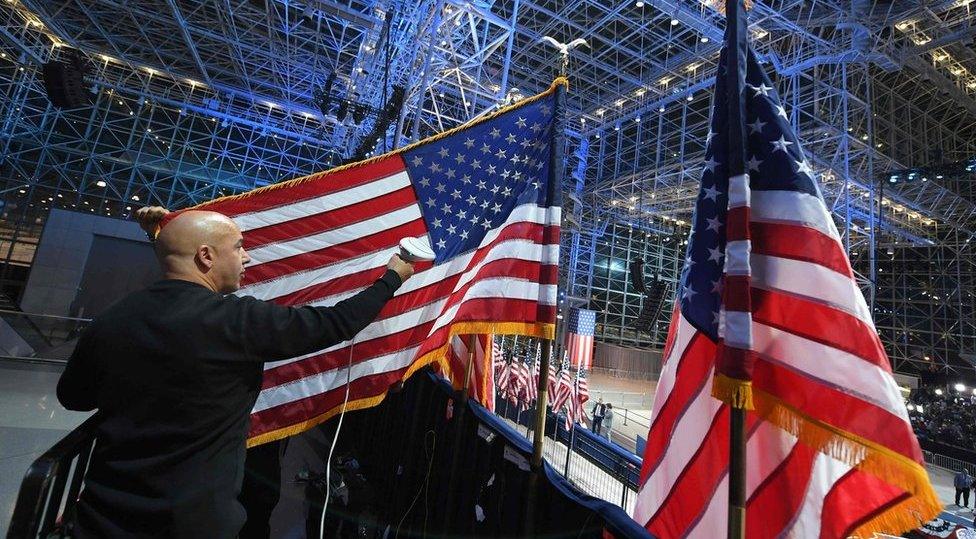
[956,487,970,507]
[591,417,603,436]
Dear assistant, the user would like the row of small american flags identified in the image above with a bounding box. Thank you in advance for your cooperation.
[492,345,591,430]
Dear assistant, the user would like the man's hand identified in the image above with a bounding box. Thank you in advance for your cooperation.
[387,254,415,282]
[134,206,170,236]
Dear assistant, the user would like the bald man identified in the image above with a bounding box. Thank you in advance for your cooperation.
[57,208,414,538]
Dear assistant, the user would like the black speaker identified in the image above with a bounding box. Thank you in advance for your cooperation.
[634,275,666,334]
[628,257,646,294]
[42,52,88,109]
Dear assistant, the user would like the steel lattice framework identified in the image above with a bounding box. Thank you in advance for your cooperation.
[1,0,975,377]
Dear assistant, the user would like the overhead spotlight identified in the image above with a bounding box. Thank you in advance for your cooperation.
[670,18,679,25]
[956,383,966,392]
[658,105,665,112]
[907,403,915,411]
[935,388,944,395]
[701,37,709,43]
[95,180,106,187]
[635,0,644,6]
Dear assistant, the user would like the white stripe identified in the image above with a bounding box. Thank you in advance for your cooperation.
[751,190,840,241]
[240,203,560,300]
[632,375,723,525]
[724,311,753,348]
[644,314,698,422]
[246,205,422,265]
[253,345,420,412]
[752,322,909,422]
[725,240,751,275]
[232,171,412,232]
[728,173,751,209]
[782,452,853,538]
[751,253,873,327]
[263,278,556,371]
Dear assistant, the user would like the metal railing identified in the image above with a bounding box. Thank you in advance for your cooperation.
[924,449,976,474]
[0,309,90,361]
[7,414,101,539]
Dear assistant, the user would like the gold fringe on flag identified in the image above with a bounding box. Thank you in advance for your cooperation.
[711,373,754,410]
[752,388,941,538]
[246,321,554,448]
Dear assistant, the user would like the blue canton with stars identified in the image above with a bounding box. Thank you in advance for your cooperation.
[402,96,556,263]
[680,45,823,340]
[566,307,596,337]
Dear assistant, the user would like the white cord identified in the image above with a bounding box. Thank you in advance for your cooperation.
[395,430,436,538]
[320,336,357,539]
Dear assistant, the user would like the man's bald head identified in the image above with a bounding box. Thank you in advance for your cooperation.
[155,211,250,294]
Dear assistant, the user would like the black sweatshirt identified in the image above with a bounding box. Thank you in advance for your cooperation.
[57,271,402,538]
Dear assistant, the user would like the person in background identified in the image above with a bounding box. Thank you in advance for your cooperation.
[57,207,415,539]
[955,468,973,508]
[602,403,614,442]
[590,397,606,435]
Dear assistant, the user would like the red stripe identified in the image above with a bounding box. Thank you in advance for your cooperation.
[199,155,407,218]
[647,405,729,538]
[745,441,816,539]
[243,186,418,249]
[752,358,923,463]
[751,221,852,278]
[262,262,558,387]
[638,332,716,485]
[751,287,890,371]
[256,221,559,305]
[723,275,751,311]
[818,469,907,539]
[726,206,750,241]
[242,219,428,285]
[250,297,557,436]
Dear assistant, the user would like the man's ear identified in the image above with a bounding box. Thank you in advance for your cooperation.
[196,244,215,271]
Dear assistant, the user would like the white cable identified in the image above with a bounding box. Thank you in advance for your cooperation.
[320,336,357,539]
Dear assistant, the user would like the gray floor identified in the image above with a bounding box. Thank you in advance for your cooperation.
[0,359,90,537]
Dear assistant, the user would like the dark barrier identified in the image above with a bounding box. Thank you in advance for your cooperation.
[8,413,100,538]
[919,438,976,468]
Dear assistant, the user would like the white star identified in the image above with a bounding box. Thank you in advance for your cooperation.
[419,177,431,187]
[706,215,722,232]
[775,104,788,120]
[490,128,501,139]
[495,148,507,159]
[682,285,697,300]
[712,311,720,325]
[500,169,511,179]
[502,187,512,197]
[470,214,479,225]
[457,209,467,219]
[471,159,481,170]
[441,203,452,214]
[426,198,436,207]
[437,238,447,249]
[512,171,522,181]
[452,189,462,199]
[477,180,487,190]
[481,218,493,229]
[710,279,723,294]
[486,165,497,175]
[685,255,695,268]
[435,183,446,193]
[746,155,763,172]
[411,156,423,167]
[464,138,475,149]
[429,162,442,173]
[707,246,724,263]
[770,136,793,153]
[454,153,466,164]
[481,143,492,154]
[491,203,502,213]
[530,122,542,133]
[432,218,442,228]
[445,168,456,179]
[480,199,489,209]
[438,147,449,158]
[747,118,766,134]
[702,156,720,174]
[460,230,469,240]
[506,133,517,144]
[490,184,500,194]
[795,159,814,177]
[751,83,773,97]
[447,224,457,235]
[705,130,715,146]
[702,185,721,202]
[516,116,527,128]
[461,174,472,184]
[467,195,477,205]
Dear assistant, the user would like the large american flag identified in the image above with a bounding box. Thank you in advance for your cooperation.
[187,81,564,445]
[564,307,596,369]
[632,4,938,537]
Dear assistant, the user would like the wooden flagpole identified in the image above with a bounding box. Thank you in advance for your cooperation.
[725,0,748,537]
